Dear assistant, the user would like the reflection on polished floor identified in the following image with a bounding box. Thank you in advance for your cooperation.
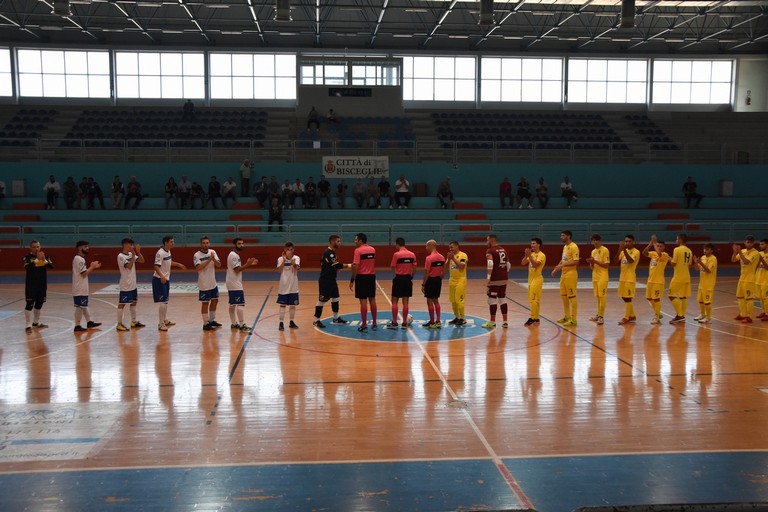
[1,275,767,511]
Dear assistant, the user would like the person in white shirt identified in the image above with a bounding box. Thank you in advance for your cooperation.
[221,177,237,208]
[226,238,258,333]
[291,178,305,209]
[194,236,222,331]
[153,236,187,331]
[394,174,411,208]
[72,240,102,332]
[116,237,145,331]
[276,242,301,331]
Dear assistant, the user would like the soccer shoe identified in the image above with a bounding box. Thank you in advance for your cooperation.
[370,324,378,331]
[741,317,753,324]
[74,325,86,332]
[158,323,168,332]
[32,322,48,329]
[278,322,285,331]
[618,317,632,325]
[421,322,433,329]
[650,317,662,325]
[203,323,215,331]
[239,325,252,333]
[697,317,711,324]
[131,321,146,329]
[331,317,349,324]
[313,320,326,328]
[289,321,299,329]
[563,319,577,327]
[628,316,637,323]
[524,318,535,326]
[385,321,399,329]
[597,316,604,325]
[447,318,459,325]
[25,326,32,333]
[209,320,222,327]
[756,312,767,319]
[734,315,746,321]
[116,323,130,332]
[164,320,176,326]
[556,317,569,324]
[430,321,442,329]
[231,323,240,330]
[670,316,686,324]
[456,319,467,326]
[589,316,600,322]
[357,325,368,333]
[693,315,704,321]
[86,321,102,328]
[501,322,508,328]
[481,321,496,329]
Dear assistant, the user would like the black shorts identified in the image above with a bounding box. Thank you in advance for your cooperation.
[318,278,340,302]
[355,274,376,299]
[25,287,47,305]
[391,274,413,298]
[424,276,442,299]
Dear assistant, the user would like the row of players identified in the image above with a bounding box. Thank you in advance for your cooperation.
[21,232,767,333]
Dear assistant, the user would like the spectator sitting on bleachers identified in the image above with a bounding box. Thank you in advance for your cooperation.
[190,181,205,209]
[43,175,60,210]
[124,176,143,209]
[291,178,305,209]
[111,175,124,209]
[499,177,513,209]
[254,176,269,208]
[78,177,89,209]
[207,176,222,209]
[517,176,533,209]
[560,175,578,208]
[327,109,338,124]
[268,176,281,205]
[365,176,379,209]
[317,175,333,209]
[336,179,348,208]
[87,177,105,209]
[682,176,703,208]
[352,178,365,208]
[536,178,549,209]
[164,177,179,209]
[221,177,237,208]
[436,176,454,209]
[178,175,192,209]
[268,198,284,232]
[281,179,294,209]
[378,176,394,209]
[307,107,320,130]
[304,176,318,209]
[63,177,78,210]
[0,180,5,202]
[394,174,411,209]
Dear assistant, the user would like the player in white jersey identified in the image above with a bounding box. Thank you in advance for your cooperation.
[226,237,259,332]
[276,241,301,331]
[193,236,222,331]
[72,240,102,332]
[153,236,187,331]
[116,237,145,331]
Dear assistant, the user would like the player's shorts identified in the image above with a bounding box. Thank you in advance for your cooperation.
[645,283,664,301]
[198,286,219,302]
[736,280,755,300]
[424,276,442,299]
[697,287,714,304]
[152,276,170,303]
[318,278,340,302]
[392,274,413,298]
[449,279,466,305]
[668,280,692,299]
[618,281,636,299]
[560,273,578,298]
[592,279,608,298]
[25,287,46,305]
[228,290,245,305]
[528,282,542,303]
[487,284,507,300]
[355,274,376,299]
[276,292,300,306]
[119,289,138,304]
[73,295,89,308]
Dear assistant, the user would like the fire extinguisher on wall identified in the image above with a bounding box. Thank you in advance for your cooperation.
[746,90,752,106]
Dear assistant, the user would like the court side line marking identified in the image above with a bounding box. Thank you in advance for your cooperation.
[375,280,536,510]
[228,287,272,382]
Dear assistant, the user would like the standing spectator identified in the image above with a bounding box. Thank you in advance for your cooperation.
[446,241,468,326]
[560,176,578,208]
[498,177,513,209]
[536,177,549,208]
[281,179,294,209]
[63,177,78,210]
[693,243,718,324]
[116,237,145,332]
[178,175,192,209]
[87,178,105,209]
[23,240,53,332]
[642,235,670,325]
[110,175,124,209]
[421,240,446,328]
[190,181,206,209]
[436,176,454,209]
[317,175,333,209]
[304,176,318,209]
[387,237,416,329]
[616,234,640,325]
[124,176,143,209]
[193,236,222,331]
[327,109,338,124]
[551,230,579,326]
[239,159,252,197]
[349,232,378,333]
[668,233,693,324]
[164,177,179,209]
[291,178,305,209]
[276,242,301,331]
[221,177,237,208]
[351,178,365,209]
[516,176,533,209]
[307,106,320,130]
[394,174,411,208]
[43,175,60,210]
[483,233,510,329]
[207,176,222,209]
[267,176,281,205]
[378,176,394,209]
[682,176,703,208]
[313,234,351,328]
[153,236,187,331]
[72,240,102,332]
[268,198,284,232]
[254,176,269,208]
[522,238,546,327]
[336,179,348,208]
[0,180,5,201]
[586,234,609,326]
[365,176,379,208]
[226,238,258,332]
[182,99,195,121]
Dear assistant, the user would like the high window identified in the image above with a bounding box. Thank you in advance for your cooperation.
[567,59,648,103]
[210,53,296,99]
[115,51,205,99]
[481,57,562,102]
[400,56,476,101]
[652,60,733,104]
[16,49,110,98]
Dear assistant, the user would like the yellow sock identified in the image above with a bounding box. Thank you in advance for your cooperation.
[653,300,661,318]
[681,298,688,317]
[625,302,633,318]
[458,304,465,319]
[738,298,746,317]
[746,299,754,318]
[561,296,570,318]
[570,298,578,319]
[597,297,605,317]
[531,301,540,320]
[705,303,712,320]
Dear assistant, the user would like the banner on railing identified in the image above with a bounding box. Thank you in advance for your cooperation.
[322,156,389,178]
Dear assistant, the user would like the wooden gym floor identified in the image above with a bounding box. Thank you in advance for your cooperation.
[0,269,767,511]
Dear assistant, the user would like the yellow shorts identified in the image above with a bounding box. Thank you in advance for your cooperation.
[560,273,577,298]
[592,280,607,298]
[736,280,755,300]
[645,283,664,301]
[449,280,466,305]
[668,279,691,298]
[618,281,636,299]
[697,287,714,304]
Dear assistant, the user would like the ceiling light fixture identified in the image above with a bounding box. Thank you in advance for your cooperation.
[274,0,292,21]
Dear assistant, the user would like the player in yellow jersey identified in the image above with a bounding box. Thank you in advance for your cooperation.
[586,234,609,325]
[551,230,579,327]
[446,241,468,326]
[756,239,768,321]
[693,243,717,324]
[616,234,640,325]
[732,235,759,323]
[642,235,670,325]
[522,237,546,327]
[668,233,693,324]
